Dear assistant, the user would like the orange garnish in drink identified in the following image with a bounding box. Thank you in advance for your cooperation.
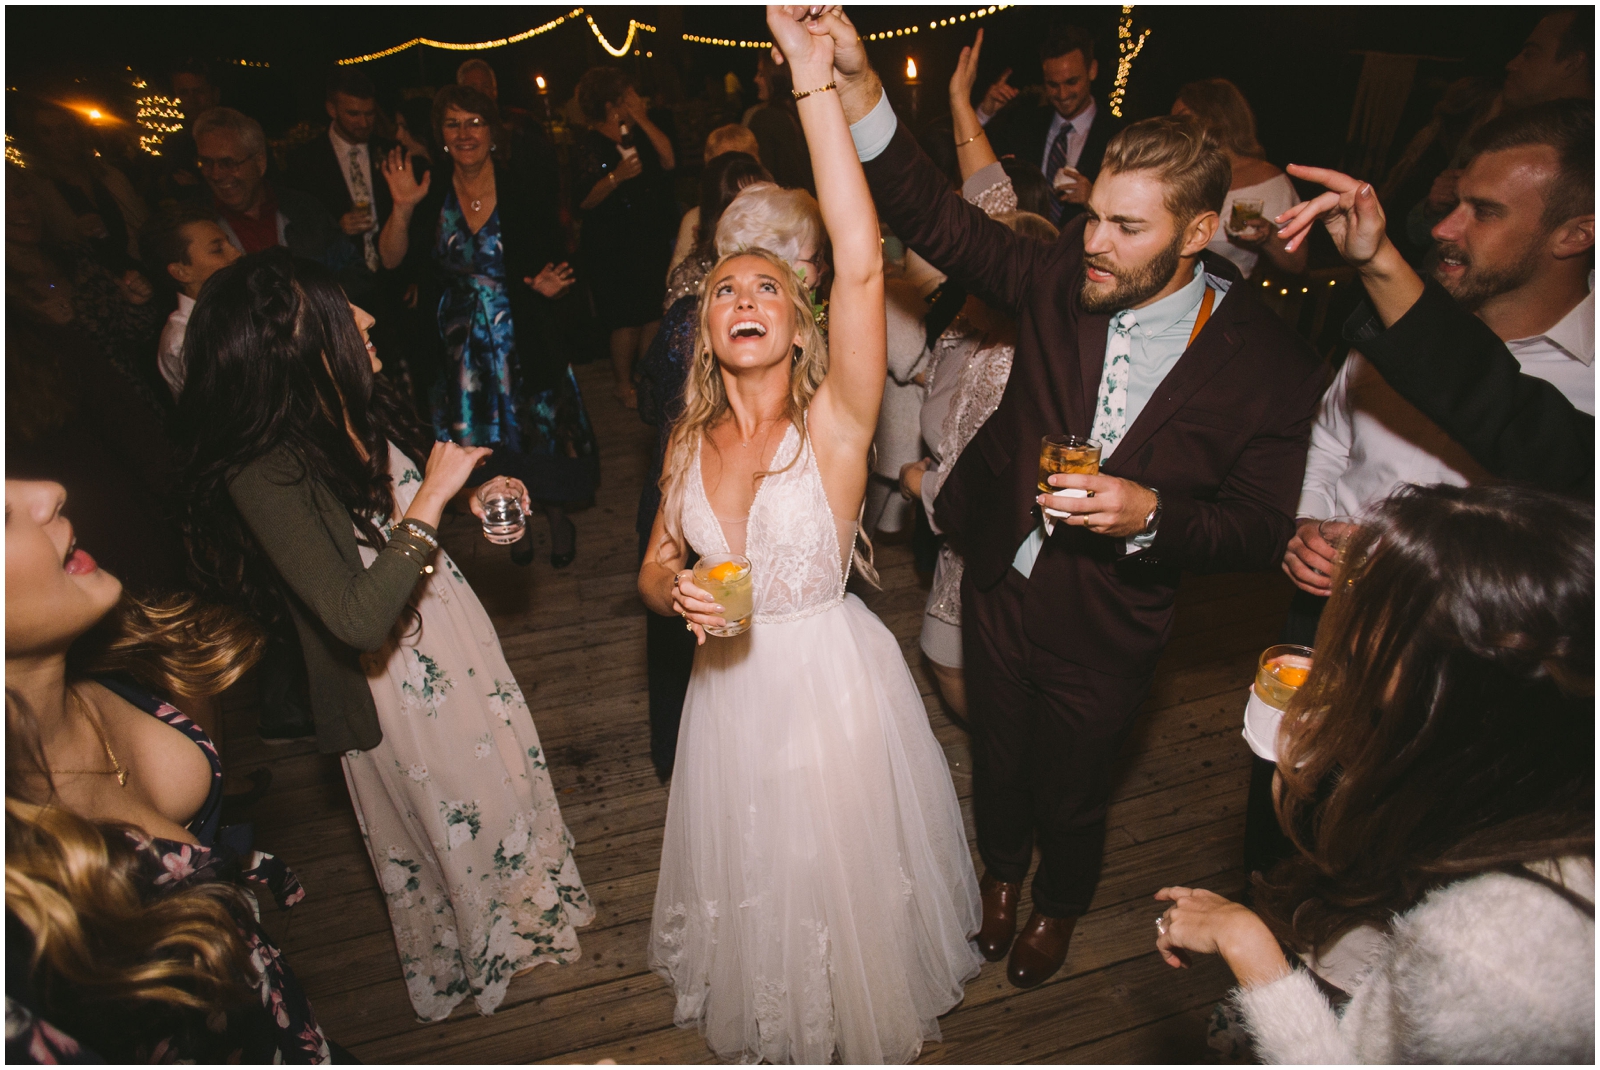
[1272,663,1310,687]
[706,561,743,582]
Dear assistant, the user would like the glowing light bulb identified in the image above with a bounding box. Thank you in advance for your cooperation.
[87,108,102,119]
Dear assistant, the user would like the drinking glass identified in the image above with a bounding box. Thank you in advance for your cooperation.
[1038,434,1101,502]
[1228,197,1267,237]
[1318,515,1361,561]
[476,479,526,545]
[692,553,754,637]
[353,198,374,230]
[1255,644,1313,712]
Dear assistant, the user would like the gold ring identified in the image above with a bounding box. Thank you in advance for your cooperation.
[685,621,694,632]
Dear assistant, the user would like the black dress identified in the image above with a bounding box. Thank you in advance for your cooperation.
[573,128,676,330]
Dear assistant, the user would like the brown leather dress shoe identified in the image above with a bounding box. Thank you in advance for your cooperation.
[977,871,1022,961]
[1006,910,1078,988]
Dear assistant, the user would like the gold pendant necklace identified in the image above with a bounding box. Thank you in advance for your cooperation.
[49,688,129,788]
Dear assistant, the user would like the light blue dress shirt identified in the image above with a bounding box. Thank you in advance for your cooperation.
[1013,263,1223,577]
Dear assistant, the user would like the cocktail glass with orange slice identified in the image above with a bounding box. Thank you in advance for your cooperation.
[692,553,754,637]
[1255,644,1313,711]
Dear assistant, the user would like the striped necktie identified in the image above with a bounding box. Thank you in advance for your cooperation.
[1044,121,1074,224]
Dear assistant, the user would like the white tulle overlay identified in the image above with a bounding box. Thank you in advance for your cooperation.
[649,425,982,1064]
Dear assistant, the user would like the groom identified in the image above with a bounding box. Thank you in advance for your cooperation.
[797,9,1324,987]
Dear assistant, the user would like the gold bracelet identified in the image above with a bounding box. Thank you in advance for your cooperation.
[792,81,837,101]
[954,131,984,148]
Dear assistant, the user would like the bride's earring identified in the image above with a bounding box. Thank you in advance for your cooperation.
[792,344,802,363]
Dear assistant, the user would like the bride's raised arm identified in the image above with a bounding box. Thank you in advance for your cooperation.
[768,5,885,453]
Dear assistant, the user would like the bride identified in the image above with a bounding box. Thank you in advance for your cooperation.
[638,6,981,1064]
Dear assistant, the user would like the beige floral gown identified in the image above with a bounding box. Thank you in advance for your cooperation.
[343,443,593,1021]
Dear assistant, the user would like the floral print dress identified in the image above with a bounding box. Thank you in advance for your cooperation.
[341,443,594,1022]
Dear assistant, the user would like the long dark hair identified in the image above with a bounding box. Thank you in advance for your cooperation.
[178,248,432,624]
[696,152,772,257]
[1256,483,1594,950]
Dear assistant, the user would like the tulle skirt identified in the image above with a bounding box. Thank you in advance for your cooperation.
[649,594,982,1064]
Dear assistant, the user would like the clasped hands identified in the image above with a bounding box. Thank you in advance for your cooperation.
[1039,474,1156,539]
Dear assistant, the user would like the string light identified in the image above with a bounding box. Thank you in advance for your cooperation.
[6,133,25,168]
[1109,5,1151,119]
[132,78,185,157]
[682,33,772,49]
[338,9,581,65]
[586,13,655,57]
[684,5,1013,49]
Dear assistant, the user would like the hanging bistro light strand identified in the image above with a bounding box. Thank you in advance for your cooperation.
[683,4,1014,49]
[338,9,581,65]
[586,12,656,57]
[1109,5,1151,119]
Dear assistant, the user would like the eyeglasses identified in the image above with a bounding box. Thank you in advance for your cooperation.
[196,154,260,175]
[440,116,487,133]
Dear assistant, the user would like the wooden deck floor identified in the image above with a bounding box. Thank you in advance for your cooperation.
[229,360,1293,1064]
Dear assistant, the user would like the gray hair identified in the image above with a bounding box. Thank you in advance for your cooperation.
[714,184,824,269]
[190,106,266,158]
[456,58,497,89]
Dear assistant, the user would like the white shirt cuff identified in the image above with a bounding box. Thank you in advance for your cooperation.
[976,106,995,128]
[850,90,898,162]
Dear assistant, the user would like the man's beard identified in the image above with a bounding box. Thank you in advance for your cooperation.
[1432,238,1541,312]
[1077,229,1187,315]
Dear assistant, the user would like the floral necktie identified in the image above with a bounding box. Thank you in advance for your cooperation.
[1090,309,1137,458]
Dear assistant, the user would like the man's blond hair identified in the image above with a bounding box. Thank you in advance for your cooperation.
[1100,115,1231,226]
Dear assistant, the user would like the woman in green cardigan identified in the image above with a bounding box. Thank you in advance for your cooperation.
[180,249,592,1021]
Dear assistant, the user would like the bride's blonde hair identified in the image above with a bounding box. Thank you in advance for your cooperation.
[660,248,878,585]
[659,248,827,550]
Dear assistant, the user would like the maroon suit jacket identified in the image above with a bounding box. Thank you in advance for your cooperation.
[862,121,1326,677]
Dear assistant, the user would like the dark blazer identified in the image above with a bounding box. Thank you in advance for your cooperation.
[227,445,438,754]
[862,121,1325,677]
[985,92,1123,221]
[286,131,396,272]
[1347,281,1594,498]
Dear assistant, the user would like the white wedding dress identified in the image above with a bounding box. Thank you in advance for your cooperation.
[649,423,982,1064]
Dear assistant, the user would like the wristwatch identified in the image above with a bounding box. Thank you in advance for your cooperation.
[1139,485,1163,537]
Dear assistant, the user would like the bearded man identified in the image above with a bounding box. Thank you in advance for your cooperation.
[795,7,1323,989]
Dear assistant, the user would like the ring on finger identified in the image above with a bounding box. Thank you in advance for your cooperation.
[1155,914,1168,937]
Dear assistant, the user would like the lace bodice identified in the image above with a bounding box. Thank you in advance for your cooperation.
[681,423,855,624]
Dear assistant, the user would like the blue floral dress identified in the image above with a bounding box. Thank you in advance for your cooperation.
[5,684,326,1064]
[434,191,598,503]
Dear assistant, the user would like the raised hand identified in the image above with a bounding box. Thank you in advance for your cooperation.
[1274,164,1386,264]
[980,70,1018,118]
[526,261,576,298]
[381,146,431,209]
[767,4,834,82]
[409,439,492,527]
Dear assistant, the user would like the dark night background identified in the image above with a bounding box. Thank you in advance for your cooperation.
[5,5,1549,178]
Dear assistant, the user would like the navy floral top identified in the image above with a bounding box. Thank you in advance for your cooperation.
[5,683,326,1064]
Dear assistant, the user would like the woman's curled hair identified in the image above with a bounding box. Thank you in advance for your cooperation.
[1256,483,1594,950]
[6,797,260,1054]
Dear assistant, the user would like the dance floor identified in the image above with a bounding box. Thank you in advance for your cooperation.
[232,360,1293,1063]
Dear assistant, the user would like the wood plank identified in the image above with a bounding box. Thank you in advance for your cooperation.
[233,360,1286,1064]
